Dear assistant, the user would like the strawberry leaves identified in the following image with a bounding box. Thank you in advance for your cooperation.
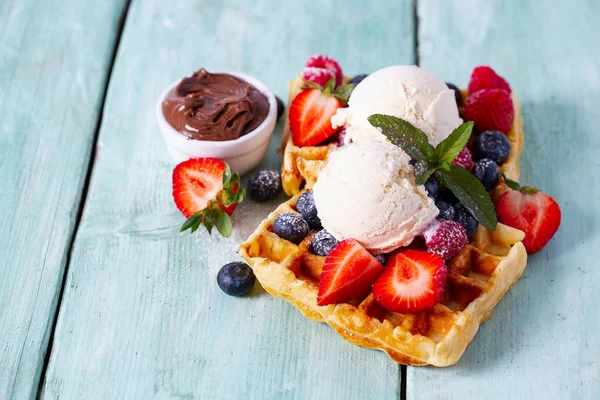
[368,115,498,230]
[302,77,354,104]
[180,162,245,238]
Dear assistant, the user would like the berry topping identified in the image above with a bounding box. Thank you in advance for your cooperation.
[217,262,256,297]
[497,186,561,254]
[302,67,335,88]
[296,190,321,228]
[276,96,285,121]
[451,147,473,171]
[273,213,310,244]
[327,126,347,147]
[464,88,514,134]
[468,66,511,94]
[317,239,383,306]
[372,249,447,313]
[455,204,479,239]
[472,158,500,191]
[248,169,282,202]
[311,229,339,257]
[435,200,456,221]
[474,130,511,164]
[422,220,468,260]
[446,82,462,107]
[424,177,440,199]
[305,54,343,89]
[289,88,342,147]
[349,74,368,86]
[374,254,388,265]
[174,158,245,237]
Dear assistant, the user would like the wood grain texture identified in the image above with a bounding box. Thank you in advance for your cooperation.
[41,1,415,399]
[411,0,600,398]
[0,0,125,398]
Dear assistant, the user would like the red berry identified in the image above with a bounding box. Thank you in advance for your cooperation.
[301,67,334,88]
[468,66,511,94]
[305,54,343,88]
[452,147,473,170]
[289,89,342,147]
[497,189,561,254]
[372,249,447,313]
[317,239,383,306]
[464,89,514,134]
[422,220,468,260]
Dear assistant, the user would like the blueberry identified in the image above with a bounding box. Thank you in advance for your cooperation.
[435,200,456,221]
[424,177,440,199]
[273,213,310,244]
[349,74,368,86]
[472,158,500,191]
[217,262,256,296]
[311,229,339,256]
[446,82,462,107]
[248,169,282,202]
[296,190,321,228]
[439,186,459,204]
[455,204,479,239]
[374,254,388,265]
[276,96,285,121]
[474,130,511,164]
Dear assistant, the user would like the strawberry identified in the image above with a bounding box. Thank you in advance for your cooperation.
[172,158,246,237]
[464,88,514,134]
[317,239,384,306]
[468,66,512,94]
[496,185,561,254]
[372,249,447,314]
[289,88,342,147]
[305,54,343,89]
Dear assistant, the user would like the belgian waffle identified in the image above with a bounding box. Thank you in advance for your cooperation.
[240,75,528,366]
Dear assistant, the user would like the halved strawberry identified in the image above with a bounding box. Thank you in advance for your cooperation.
[289,89,342,147]
[172,158,245,237]
[372,249,447,314]
[497,187,561,254]
[317,239,384,306]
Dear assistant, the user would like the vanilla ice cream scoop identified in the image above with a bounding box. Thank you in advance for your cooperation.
[331,65,462,146]
[312,142,438,254]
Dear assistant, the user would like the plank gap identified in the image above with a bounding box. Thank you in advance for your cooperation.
[35,0,133,397]
[413,0,420,66]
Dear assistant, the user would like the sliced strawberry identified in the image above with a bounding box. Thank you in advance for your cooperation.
[289,89,342,147]
[317,239,384,306]
[372,249,447,314]
[497,188,561,254]
[173,158,246,237]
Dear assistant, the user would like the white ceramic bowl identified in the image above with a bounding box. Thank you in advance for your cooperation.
[156,72,277,175]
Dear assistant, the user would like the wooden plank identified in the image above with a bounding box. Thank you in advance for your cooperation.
[0,0,127,398]
[41,0,415,398]
[410,0,600,398]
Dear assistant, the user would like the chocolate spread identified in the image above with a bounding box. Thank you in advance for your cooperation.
[162,69,270,141]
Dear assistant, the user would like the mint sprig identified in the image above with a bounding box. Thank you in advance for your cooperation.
[180,162,245,238]
[368,115,497,230]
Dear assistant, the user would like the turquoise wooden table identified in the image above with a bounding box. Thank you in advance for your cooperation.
[1,0,598,398]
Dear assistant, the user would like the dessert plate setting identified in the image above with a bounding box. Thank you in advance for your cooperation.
[161,55,561,367]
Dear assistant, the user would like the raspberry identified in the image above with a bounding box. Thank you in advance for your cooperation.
[305,54,343,88]
[451,147,473,170]
[464,89,514,134]
[422,220,468,260]
[468,66,511,94]
[301,67,334,88]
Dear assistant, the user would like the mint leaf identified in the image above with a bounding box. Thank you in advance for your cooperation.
[181,211,203,233]
[368,114,435,162]
[215,211,232,237]
[436,165,498,230]
[414,161,437,186]
[435,121,473,165]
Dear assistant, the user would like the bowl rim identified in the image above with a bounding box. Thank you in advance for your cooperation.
[156,71,277,151]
